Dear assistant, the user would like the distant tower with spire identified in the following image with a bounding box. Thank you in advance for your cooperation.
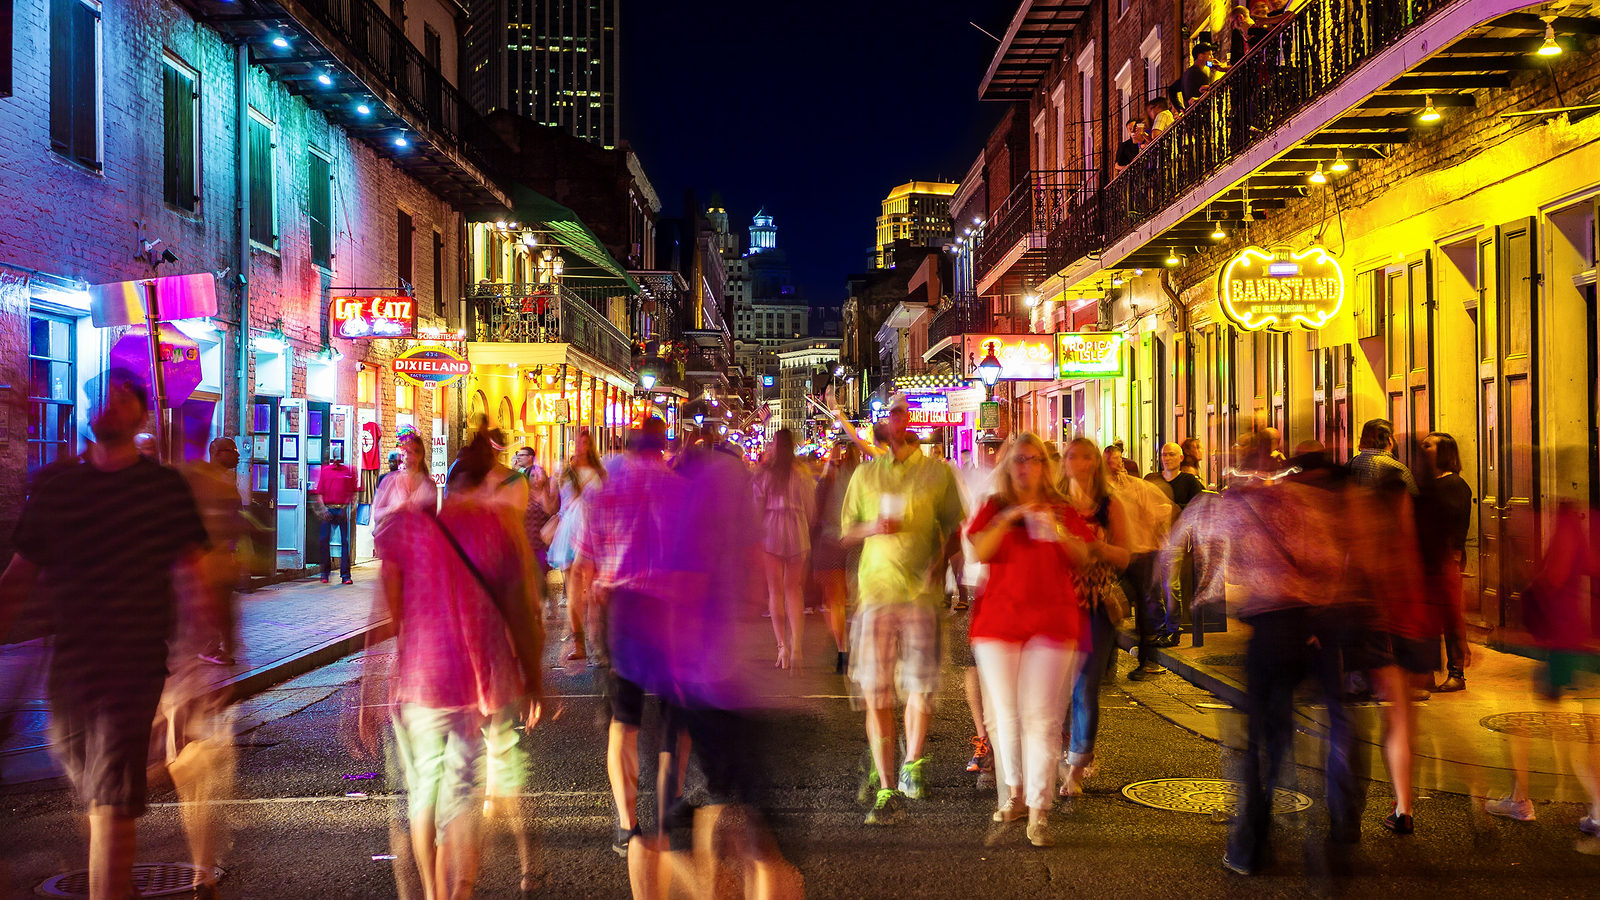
[750,208,777,254]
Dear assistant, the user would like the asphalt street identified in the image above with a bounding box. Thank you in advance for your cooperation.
[4,613,1600,899]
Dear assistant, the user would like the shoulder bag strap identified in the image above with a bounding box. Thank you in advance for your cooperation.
[430,513,509,623]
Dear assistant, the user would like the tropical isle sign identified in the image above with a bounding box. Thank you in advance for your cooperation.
[1057,332,1124,378]
[1218,245,1345,331]
[394,346,471,388]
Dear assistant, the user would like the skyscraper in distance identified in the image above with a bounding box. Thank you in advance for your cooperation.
[466,0,620,148]
[875,181,957,268]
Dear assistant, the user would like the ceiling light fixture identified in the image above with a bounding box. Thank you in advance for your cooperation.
[355,102,371,115]
[1309,161,1327,185]
[1419,95,1442,123]
[272,35,289,49]
[317,70,333,87]
[1330,149,1349,173]
[1538,19,1562,57]
[1211,220,1226,240]
[1164,249,1180,267]
[393,134,409,147]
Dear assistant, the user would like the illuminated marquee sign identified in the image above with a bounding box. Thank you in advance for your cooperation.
[962,334,1057,381]
[1057,332,1124,378]
[903,392,964,426]
[330,295,417,339]
[394,346,471,388]
[522,392,572,426]
[1218,245,1345,332]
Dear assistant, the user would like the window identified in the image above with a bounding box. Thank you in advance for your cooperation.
[2,1,15,97]
[397,210,415,287]
[50,0,100,167]
[432,230,444,316]
[27,310,76,475]
[248,111,276,247]
[162,56,198,211]
[396,380,414,411]
[1141,27,1163,104]
[308,150,332,268]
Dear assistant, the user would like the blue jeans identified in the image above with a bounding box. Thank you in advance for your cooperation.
[1065,606,1116,766]
[1228,606,1359,870]
[319,506,351,580]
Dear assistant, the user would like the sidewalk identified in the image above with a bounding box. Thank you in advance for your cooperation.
[0,563,388,786]
[1125,623,1600,805]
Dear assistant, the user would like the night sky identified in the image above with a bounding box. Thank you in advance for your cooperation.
[620,1,1015,304]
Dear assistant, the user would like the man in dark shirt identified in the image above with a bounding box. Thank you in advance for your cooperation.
[0,369,208,900]
[1147,443,1207,646]
[1179,42,1223,108]
[1114,119,1145,174]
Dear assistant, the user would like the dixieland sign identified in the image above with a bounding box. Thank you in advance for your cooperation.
[394,346,471,388]
[1217,245,1345,332]
[331,295,417,339]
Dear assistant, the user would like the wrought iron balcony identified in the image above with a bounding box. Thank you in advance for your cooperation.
[469,283,633,374]
[974,170,1085,289]
[928,292,988,346]
[1053,0,1456,269]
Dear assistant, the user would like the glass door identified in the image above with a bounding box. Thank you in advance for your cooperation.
[277,398,306,570]
[247,397,279,576]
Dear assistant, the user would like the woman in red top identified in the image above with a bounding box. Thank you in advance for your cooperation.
[965,432,1091,847]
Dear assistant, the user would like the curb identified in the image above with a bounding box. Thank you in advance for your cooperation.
[1116,629,1249,709]
[211,618,393,707]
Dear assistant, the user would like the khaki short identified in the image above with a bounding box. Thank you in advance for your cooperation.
[391,704,525,827]
[850,602,940,708]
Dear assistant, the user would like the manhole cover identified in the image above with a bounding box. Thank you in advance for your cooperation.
[1480,712,1600,742]
[1198,654,1248,668]
[37,864,221,898]
[1121,779,1312,815]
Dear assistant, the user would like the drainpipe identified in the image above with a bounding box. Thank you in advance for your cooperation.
[235,42,251,443]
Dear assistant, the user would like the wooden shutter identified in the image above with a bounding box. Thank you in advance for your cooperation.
[249,117,275,245]
[163,64,196,211]
[397,210,414,287]
[308,153,332,267]
[51,0,98,164]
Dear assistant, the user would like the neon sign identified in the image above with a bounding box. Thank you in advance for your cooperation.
[394,347,471,388]
[1218,245,1345,331]
[330,295,417,339]
[904,392,963,426]
[963,334,1056,381]
[1057,332,1124,377]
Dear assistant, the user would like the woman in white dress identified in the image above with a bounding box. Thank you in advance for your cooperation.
[544,428,605,660]
[755,429,815,670]
[371,432,437,545]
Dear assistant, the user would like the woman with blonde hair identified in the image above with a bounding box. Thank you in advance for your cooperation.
[1058,437,1131,797]
[756,428,816,669]
[965,433,1091,846]
[545,428,605,660]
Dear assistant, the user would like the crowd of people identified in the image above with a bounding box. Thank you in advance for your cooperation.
[6,370,1600,897]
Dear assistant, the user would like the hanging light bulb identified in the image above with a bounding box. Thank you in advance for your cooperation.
[1024,291,1041,309]
[1210,220,1226,240]
[1111,274,1125,287]
[1164,249,1180,267]
[1309,161,1327,185]
[1418,96,1441,123]
[1538,20,1562,57]
[1330,149,1349,173]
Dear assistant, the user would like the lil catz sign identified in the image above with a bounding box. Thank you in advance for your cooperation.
[330,295,417,339]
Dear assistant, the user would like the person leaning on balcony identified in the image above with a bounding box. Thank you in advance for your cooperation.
[1114,119,1146,175]
[1178,42,1226,108]
[1146,97,1175,140]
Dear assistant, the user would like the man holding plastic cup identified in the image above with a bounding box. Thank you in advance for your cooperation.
[840,393,965,826]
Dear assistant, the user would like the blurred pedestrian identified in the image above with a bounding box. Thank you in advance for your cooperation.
[0,370,209,900]
[1416,432,1473,693]
[1058,438,1131,798]
[547,427,606,661]
[372,432,437,543]
[840,393,965,824]
[512,446,555,598]
[965,433,1089,846]
[1147,442,1206,646]
[1181,436,1206,484]
[958,439,1003,785]
[812,440,861,675]
[756,429,816,670]
[571,418,685,859]
[368,433,546,898]
[183,438,246,666]
[1106,443,1174,681]
[313,446,359,584]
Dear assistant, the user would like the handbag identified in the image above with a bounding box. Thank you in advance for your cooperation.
[539,512,561,546]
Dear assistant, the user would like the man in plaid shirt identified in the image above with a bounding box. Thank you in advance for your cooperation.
[572,417,687,859]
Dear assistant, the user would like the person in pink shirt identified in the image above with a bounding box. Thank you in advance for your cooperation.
[313,448,360,584]
[368,434,545,897]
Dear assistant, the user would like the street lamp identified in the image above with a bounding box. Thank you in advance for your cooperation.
[638,357,660,391]
[976,342,1003,397]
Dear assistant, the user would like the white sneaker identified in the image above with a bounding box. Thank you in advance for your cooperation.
[1580,814,1600,836]
[1485,797,1536,821]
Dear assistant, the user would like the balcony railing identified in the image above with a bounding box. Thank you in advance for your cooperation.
[1054,0,1452,267]
[469,283,634,374]
[974,170,1086,282]
[297,0,498,176]
[929,292,988,346]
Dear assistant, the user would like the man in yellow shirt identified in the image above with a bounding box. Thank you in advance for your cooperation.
[841,394,965,825]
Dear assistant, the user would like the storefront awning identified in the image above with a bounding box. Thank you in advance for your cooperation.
[474,186,639,294]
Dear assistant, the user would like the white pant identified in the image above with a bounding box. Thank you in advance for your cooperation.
[973,637,1082,811]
